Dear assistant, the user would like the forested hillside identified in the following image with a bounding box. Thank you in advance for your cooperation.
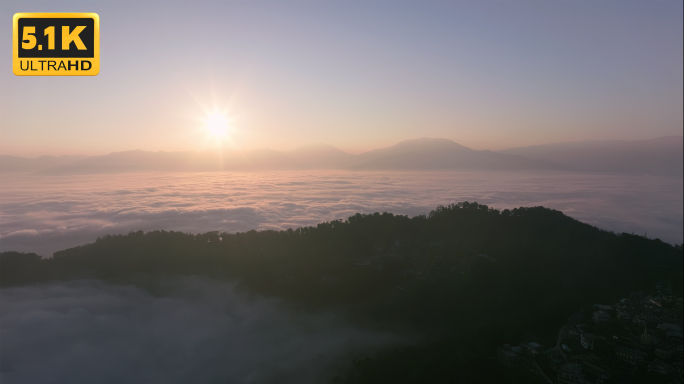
[3,202,680,326]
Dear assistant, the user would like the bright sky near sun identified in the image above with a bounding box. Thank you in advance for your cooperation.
[0,0,682,157]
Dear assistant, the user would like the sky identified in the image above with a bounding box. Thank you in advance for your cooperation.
[0,0,682,157]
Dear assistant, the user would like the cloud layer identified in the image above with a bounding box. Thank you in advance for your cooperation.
[0,170,681,257]
[0,277,404,384]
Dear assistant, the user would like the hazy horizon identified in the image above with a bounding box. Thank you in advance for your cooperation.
[0,135,682,159]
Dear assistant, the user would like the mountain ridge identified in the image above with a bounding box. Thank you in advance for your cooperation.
[499,136,683,176]
[1,136,680,175]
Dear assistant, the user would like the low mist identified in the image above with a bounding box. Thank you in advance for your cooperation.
[0,277,407,384]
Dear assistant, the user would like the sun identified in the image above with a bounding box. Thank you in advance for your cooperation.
[202,112,231,141]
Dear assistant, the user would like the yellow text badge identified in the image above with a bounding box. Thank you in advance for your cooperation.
[13,13,99,76]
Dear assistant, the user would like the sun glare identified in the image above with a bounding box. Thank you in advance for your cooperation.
[203,112,231,141]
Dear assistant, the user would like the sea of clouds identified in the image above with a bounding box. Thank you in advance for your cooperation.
[0,277,406,384]
[0,170,682,257]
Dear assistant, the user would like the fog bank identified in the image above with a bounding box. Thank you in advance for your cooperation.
[0,277,405,384]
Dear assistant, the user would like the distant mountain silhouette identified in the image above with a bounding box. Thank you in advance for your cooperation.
[351,138,561,171]
[37,145,356,174]
[28,150,207,173]
[284,144,357,169]
[0,155,87,173]
[499,136,683,176]
[2,137,679,175]
[36,139,561,173]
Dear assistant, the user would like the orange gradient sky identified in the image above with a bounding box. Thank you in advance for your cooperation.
[1,0,682,157]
